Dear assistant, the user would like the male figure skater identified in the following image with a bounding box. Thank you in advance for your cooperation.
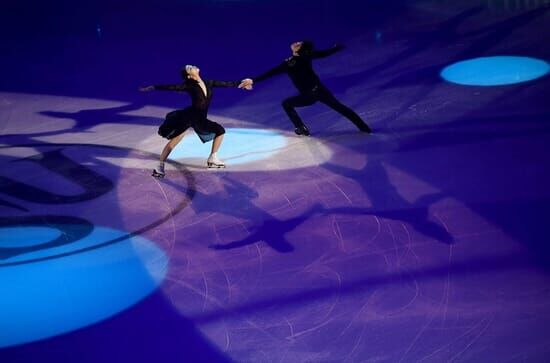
[239,41,371,136]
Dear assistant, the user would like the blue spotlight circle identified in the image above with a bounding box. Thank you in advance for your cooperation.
[0,226,168,348]
[441,56,550,86]
[171,128,287,165]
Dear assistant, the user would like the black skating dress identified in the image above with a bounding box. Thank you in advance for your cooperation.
[154,79,239,142]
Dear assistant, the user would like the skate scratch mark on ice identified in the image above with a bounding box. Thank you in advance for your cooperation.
[381,252,392,270]
[286,270,342,339]
[433,213,450,235]
[302,254,329,275]
[286,239,434,275]
[344,324,366,363]
[313,180,323,194]
[284,318,295,341]
[271,238,436,277]
[214,257,232,302]
[387,222,401,268]
[270,197,306,214]
[165,282,283,341]
[180,212,217,228]
[319,268,342,320]
[254,242,264,275]
[332,217,346,251]
[389,277,419,316]
[184,252,190,273]
[223,324,230,351]
[165,285,177,306]
[400,223,420,261]
[246,243,265,294]
[152,180,177,243]
[448,316,494,363]
[286,316,338,340]
[367,215,382,244]
[397,305,439,363]
[340,294,375,336]
[213,222,221,245]
[309,168,353,204]
[238,220,250,234]
[381,223,393,269]
[416,317,490,363]
[201,270,210,312]
[398,244,459,363]
[242,317,284,341]
[442,245,453,325]
[165,276,225,307]
[282,192,291,206]
[330,180,353,204]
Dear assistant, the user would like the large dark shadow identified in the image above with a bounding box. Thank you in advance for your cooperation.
[0,102,159,143]
[208,205,324,253]
[322,158,453,244]
[162,176,324,253]
[38,101,157,133]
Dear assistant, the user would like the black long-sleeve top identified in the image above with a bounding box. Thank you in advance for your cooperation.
[252,45,344,93]
[153,79,239,114]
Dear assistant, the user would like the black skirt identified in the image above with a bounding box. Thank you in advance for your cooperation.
[158,108,225,143]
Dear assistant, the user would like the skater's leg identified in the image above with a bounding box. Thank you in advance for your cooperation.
[211,133,224,154]
[207,134,226,168]
[203,120,226,168]
[153,132,185,177]
[318,88,371,133]
[282,94,317,135]
[160,133,185,161]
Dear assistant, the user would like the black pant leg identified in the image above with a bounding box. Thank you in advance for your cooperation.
[317,87,371,131]
[194,118,225,143]
[281,94,318,129]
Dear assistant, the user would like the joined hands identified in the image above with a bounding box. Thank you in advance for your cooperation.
[239,78,254,90]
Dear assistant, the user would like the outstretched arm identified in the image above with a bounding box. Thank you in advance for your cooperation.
[238,61,287,89]
[208,79,252,91]
[251,61,287,83]
[139,83,189,92]
[208,80,241,88]
[311,44,345,59]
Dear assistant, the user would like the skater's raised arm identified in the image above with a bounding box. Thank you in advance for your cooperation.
[139,85,155,92]
[208,80,241,88]
[139,83,189,92]
[251,62,287,83]
[311,44,345,59]
[147,83,190,92]
[238,62,287,89]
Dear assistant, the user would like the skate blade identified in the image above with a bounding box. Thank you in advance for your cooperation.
[151,170,165,178]
[207,163,226,169]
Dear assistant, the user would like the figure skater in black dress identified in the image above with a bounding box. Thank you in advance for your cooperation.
[239,41,371,136]
[140,65,251,176]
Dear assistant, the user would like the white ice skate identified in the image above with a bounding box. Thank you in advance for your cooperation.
[207,154,225,169]
[152,165,165,178]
